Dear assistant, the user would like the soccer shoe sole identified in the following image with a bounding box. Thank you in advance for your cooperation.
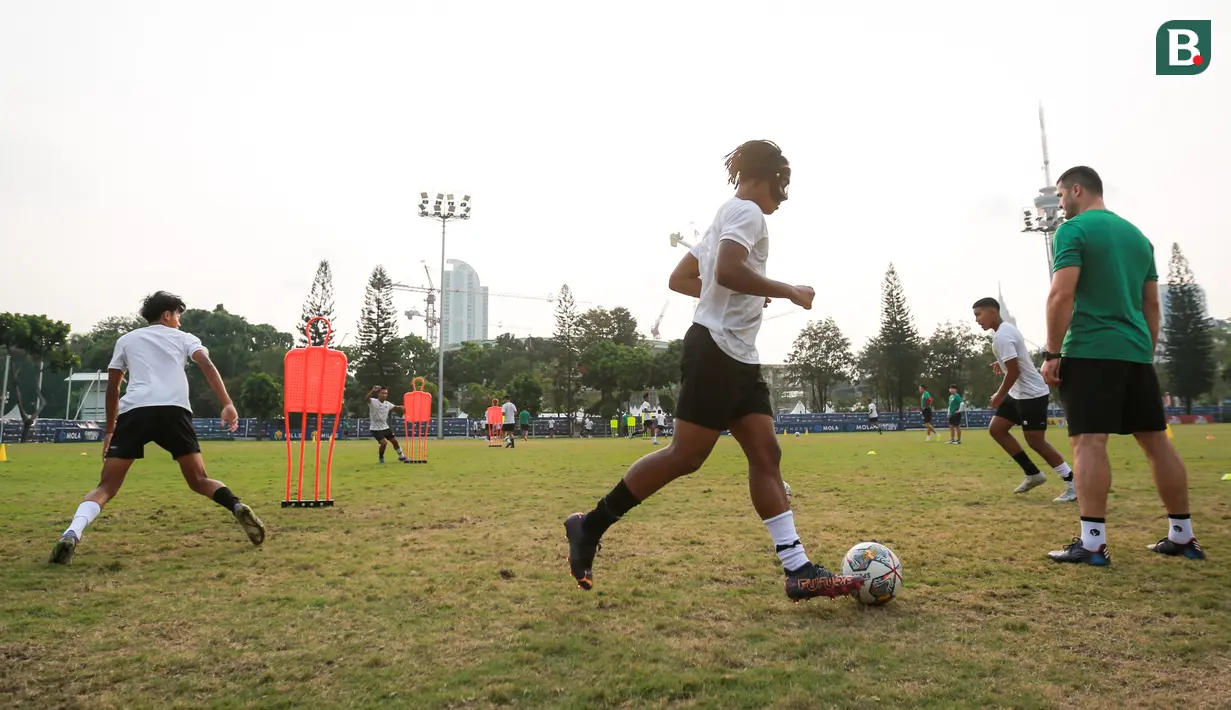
[234,504,266,546]
[49,535,78,565]
[564,513,595,591]
[1014,474,1047,494]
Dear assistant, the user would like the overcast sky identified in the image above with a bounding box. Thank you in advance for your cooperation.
[2,1,1228,363]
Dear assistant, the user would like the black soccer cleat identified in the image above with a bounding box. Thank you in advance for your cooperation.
[564,513,600,590]
[1047,538,1110,566]
[784,562,864,601]
[49,531,79,565]
[1148,537,1206,560]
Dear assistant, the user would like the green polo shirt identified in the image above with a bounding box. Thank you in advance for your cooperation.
[1052,209,1157,363]
[519,410,530,426]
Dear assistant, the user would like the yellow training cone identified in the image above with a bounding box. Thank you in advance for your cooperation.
[1222,473,1231,481]
[0,444,7,462]
[867,451,877,455]
[1166,423,1174,439]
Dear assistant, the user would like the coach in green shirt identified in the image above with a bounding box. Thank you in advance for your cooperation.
[1041,165,1203,566]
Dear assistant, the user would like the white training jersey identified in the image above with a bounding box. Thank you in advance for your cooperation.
[108,325,207,415]
[690,197,770,364]
[656,410,666,425]
[369,399,396,430]
[868,402,878,418]
[992,322,1050,400]
[637,402,654,420]
[502,402,517,424]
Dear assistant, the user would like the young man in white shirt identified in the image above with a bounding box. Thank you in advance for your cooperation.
[638,393,656,443]
[564,140,862,602]
[867,400,881,435]
[501,399,518,449]
[653,408,666,445]
[367,385,409,464]
[49,292,265,564]
[973,298,1076,502]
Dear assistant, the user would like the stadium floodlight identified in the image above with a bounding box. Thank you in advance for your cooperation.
[420,189,473,439]
[1022,188,1065,275]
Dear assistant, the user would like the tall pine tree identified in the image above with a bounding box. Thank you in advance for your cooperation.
[355,265,404,390]
[876,264,923,413]
[552,284,581,430]
[298,259,336,346]
[1163,243,1214,413]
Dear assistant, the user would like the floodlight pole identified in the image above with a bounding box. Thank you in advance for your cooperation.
[1023,103,1065,279]
[420,192,472,440]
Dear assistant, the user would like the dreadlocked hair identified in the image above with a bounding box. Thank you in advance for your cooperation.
[724,140,785,186]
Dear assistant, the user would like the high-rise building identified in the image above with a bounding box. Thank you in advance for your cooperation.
[440,259,488,347]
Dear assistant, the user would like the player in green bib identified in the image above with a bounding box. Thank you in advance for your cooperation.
[918,385,937,441]
[946,385,963,444]
[519,409,531,442]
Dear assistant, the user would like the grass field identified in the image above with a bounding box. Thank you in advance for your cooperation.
[1,426,1229,709]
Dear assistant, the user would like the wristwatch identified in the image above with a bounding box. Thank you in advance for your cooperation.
[1042,351,1062,361]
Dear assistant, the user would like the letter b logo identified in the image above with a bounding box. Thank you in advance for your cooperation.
[1156,20,1211,75]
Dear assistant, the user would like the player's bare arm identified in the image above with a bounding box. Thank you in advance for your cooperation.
[192,349,239,431]
[714,241,812,309]
[101,368,125,459]
[992,359,1021,407]
[668,252,702,298]
[1043,266,1080,384]
[1142,279,1161,350]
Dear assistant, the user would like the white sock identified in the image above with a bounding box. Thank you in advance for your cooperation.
[1054,462,1073,482]
[1168,515,1194,544]
[1080,517,1106,550]
[764,510,811,572]
[66,501,101,539]
[652,434,658,444]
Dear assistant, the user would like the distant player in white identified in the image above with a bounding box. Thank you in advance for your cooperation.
[866,399,881,435]
[973,297,1076,502]
[367,385,409,464]
[654,408,666,445]
[49,291,265,564]
[502,399,518,449]
[638,393,655,442]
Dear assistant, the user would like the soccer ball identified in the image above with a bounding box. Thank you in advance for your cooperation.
[840,542,903,606]
[783,480,792,497]
[794,431,801,437]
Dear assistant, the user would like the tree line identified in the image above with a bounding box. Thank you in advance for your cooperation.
[783,246,1227,416]
[2,246,1226,441]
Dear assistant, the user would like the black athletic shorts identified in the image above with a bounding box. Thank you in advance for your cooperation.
[948,413,962,427]
[371,428,395,442]
[993,394,1050,431]
[1058,357,1165,436]
[868,417,879,426]
[676,323,773,431]
[921,407,933,424]
[106,405,201,460]
[502,423,515,433]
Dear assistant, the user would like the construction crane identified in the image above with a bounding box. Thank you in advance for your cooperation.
[650,300,669,340]
[421,261,439,344]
